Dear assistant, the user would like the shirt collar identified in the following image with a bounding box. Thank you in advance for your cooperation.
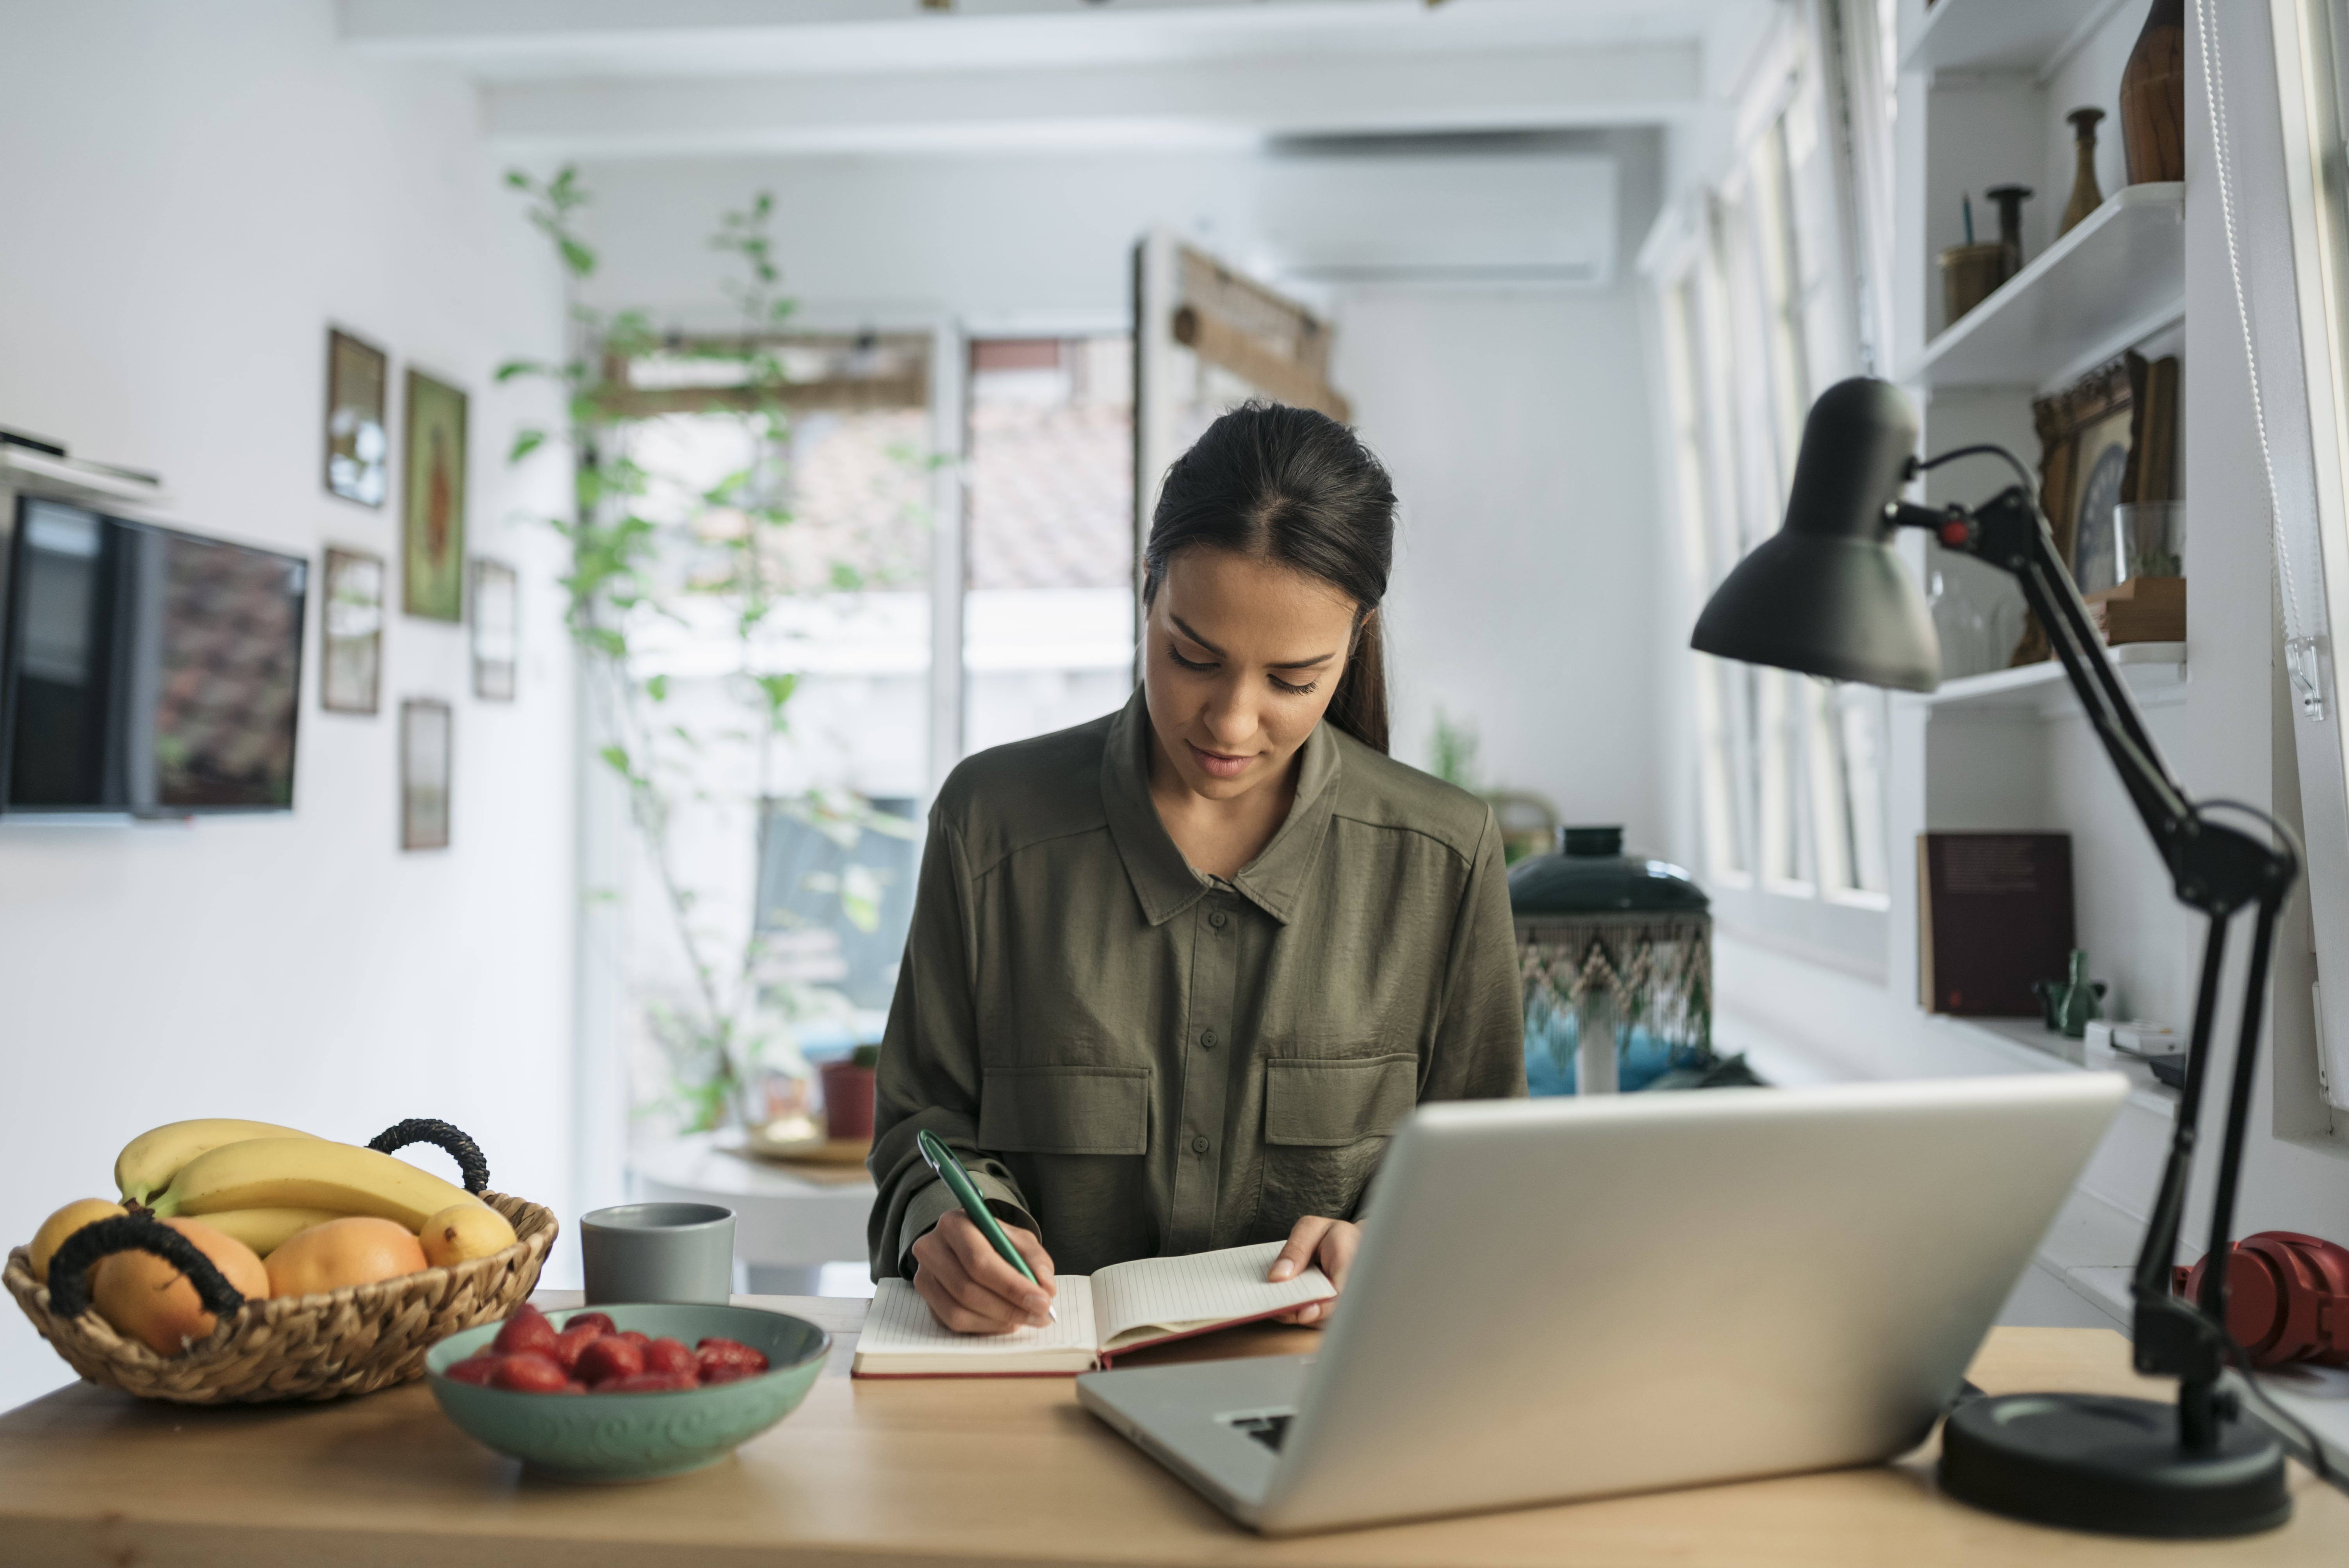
[1100,688,1345,927]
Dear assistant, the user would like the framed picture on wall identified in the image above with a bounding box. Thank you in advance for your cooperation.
[324,328,389,507]
[320,546,385,714]
[401,369,469,621]
[400,698,452,850]
[2033,358,2134,599]
[471,558,518,702]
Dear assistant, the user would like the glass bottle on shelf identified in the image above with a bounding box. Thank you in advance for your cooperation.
[1930,571,1990,679]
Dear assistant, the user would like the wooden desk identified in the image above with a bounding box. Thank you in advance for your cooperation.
[1,1306,2343,1567]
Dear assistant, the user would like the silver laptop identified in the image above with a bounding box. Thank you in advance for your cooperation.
[1076,1073,2126,1534]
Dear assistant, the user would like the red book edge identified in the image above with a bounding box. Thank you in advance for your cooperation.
[848,1291,1337,1379]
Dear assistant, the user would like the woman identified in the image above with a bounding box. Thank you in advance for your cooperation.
[868,402,1525,1333]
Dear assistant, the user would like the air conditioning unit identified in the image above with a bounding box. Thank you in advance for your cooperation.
[1252,150,1617,287]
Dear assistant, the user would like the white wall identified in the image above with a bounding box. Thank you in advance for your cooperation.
[1345,266,1663,842]
[0,2,575,1411]
[570,131,1664,838]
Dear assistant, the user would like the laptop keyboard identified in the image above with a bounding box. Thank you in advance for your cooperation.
[1228,1413,1292,1451]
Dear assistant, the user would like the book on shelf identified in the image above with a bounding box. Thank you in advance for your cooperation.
[1917,832,2075,1017]
[852,1240,1333,1377]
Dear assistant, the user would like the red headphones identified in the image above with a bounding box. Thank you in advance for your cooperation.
[2174,1231,2349,1369]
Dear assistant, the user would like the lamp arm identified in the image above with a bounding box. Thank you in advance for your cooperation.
[1894,488,2193,842]
[1894,477,2299,1445]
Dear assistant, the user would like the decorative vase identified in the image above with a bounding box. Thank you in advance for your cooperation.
[2059,108,2106,237]
[1508,827,1741,1096]
[1985,185,2033,279]
[2119,0,2185,185]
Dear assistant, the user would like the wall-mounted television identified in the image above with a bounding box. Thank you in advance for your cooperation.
[0,496,308,815]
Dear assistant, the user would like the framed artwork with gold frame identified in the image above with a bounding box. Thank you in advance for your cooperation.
[401,369,469,621]
[2034,357,2135,591]
[323,328,389,507]
[2017,358,2135,661]
[319,546,385,715]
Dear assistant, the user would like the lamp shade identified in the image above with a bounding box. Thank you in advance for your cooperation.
[1690,377,1941,692]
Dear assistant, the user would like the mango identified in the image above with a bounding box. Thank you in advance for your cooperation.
[29,1199,128,1285]
[265,1215,427,1298]
[92,1217,267,1356]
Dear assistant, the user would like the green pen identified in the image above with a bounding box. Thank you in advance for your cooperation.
[916,1128,1055,1323]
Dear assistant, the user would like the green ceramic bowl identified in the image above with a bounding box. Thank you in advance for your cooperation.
[425,1303,829,1482]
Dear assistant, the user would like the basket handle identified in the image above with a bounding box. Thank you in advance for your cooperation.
[367,1118,490,1195]
[45,1213,248,1321]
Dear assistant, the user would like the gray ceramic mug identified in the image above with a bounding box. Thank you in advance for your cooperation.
[581,1202,736,1305]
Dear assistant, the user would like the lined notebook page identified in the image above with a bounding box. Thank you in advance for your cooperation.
[859,1277,1098,1356]
[1092,1241,1333,1343]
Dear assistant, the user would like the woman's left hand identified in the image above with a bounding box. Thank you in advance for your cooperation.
[1265,1215,1360,1326]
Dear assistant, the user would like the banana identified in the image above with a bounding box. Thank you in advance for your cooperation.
[115,1118,320,1205]
[150,1138,483,1231]
[192,1206,346,1258]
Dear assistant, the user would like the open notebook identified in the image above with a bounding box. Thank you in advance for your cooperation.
[851,1240,1335,1377]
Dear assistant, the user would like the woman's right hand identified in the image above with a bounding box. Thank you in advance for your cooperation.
[909,1210,1058,1333]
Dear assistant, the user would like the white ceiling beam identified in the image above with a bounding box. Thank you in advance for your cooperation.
[346,0,1728,81]
[482,42,1704,158]
[348,0,1372,46]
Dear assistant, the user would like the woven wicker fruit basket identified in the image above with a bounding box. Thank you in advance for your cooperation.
[5,1194,554,1404]
[4,1121,557,1404]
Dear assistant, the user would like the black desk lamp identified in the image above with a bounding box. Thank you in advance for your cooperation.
[1693,377,2301,1538]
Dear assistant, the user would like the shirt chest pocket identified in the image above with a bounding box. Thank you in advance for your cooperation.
[1263,1054,1419,1146]
[978,1065,1151,1156]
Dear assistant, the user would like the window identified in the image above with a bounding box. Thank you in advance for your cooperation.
[606,335,939,1116]
[1648,14,1894,962]
[1659,279,1750,884]
[962,336,1138,753]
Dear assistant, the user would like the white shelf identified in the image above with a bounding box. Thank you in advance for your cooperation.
[1916,641,2185,715]
[1900,0,2130,78]
[1937,1016,2180,1114]
[0,444,169,508]
[1907,183,2183,390]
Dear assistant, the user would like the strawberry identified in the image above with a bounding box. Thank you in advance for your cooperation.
[696,1336,769,1376]
[643,1337,699,1377]
[491,1305,558,1358]
[551,1322,603,1374]
[576,1335,645,1386]
[490,1352,567,1393]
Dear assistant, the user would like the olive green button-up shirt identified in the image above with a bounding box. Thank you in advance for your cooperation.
[867,689,1526,1281]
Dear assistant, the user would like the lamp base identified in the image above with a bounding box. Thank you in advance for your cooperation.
[1939,1393,2289,1538]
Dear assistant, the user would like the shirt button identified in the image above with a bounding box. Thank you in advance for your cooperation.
[1209,911,1227,929]
[1191,1135,1211,1155]
[1199,1028,1218,1049]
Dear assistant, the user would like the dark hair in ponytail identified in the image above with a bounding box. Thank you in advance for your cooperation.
[1142,402,1395,754]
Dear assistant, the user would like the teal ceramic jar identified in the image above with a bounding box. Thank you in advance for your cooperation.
[1508,827,1717,1094]
[426,1302,829,1482]
[1507,826,1711,919]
